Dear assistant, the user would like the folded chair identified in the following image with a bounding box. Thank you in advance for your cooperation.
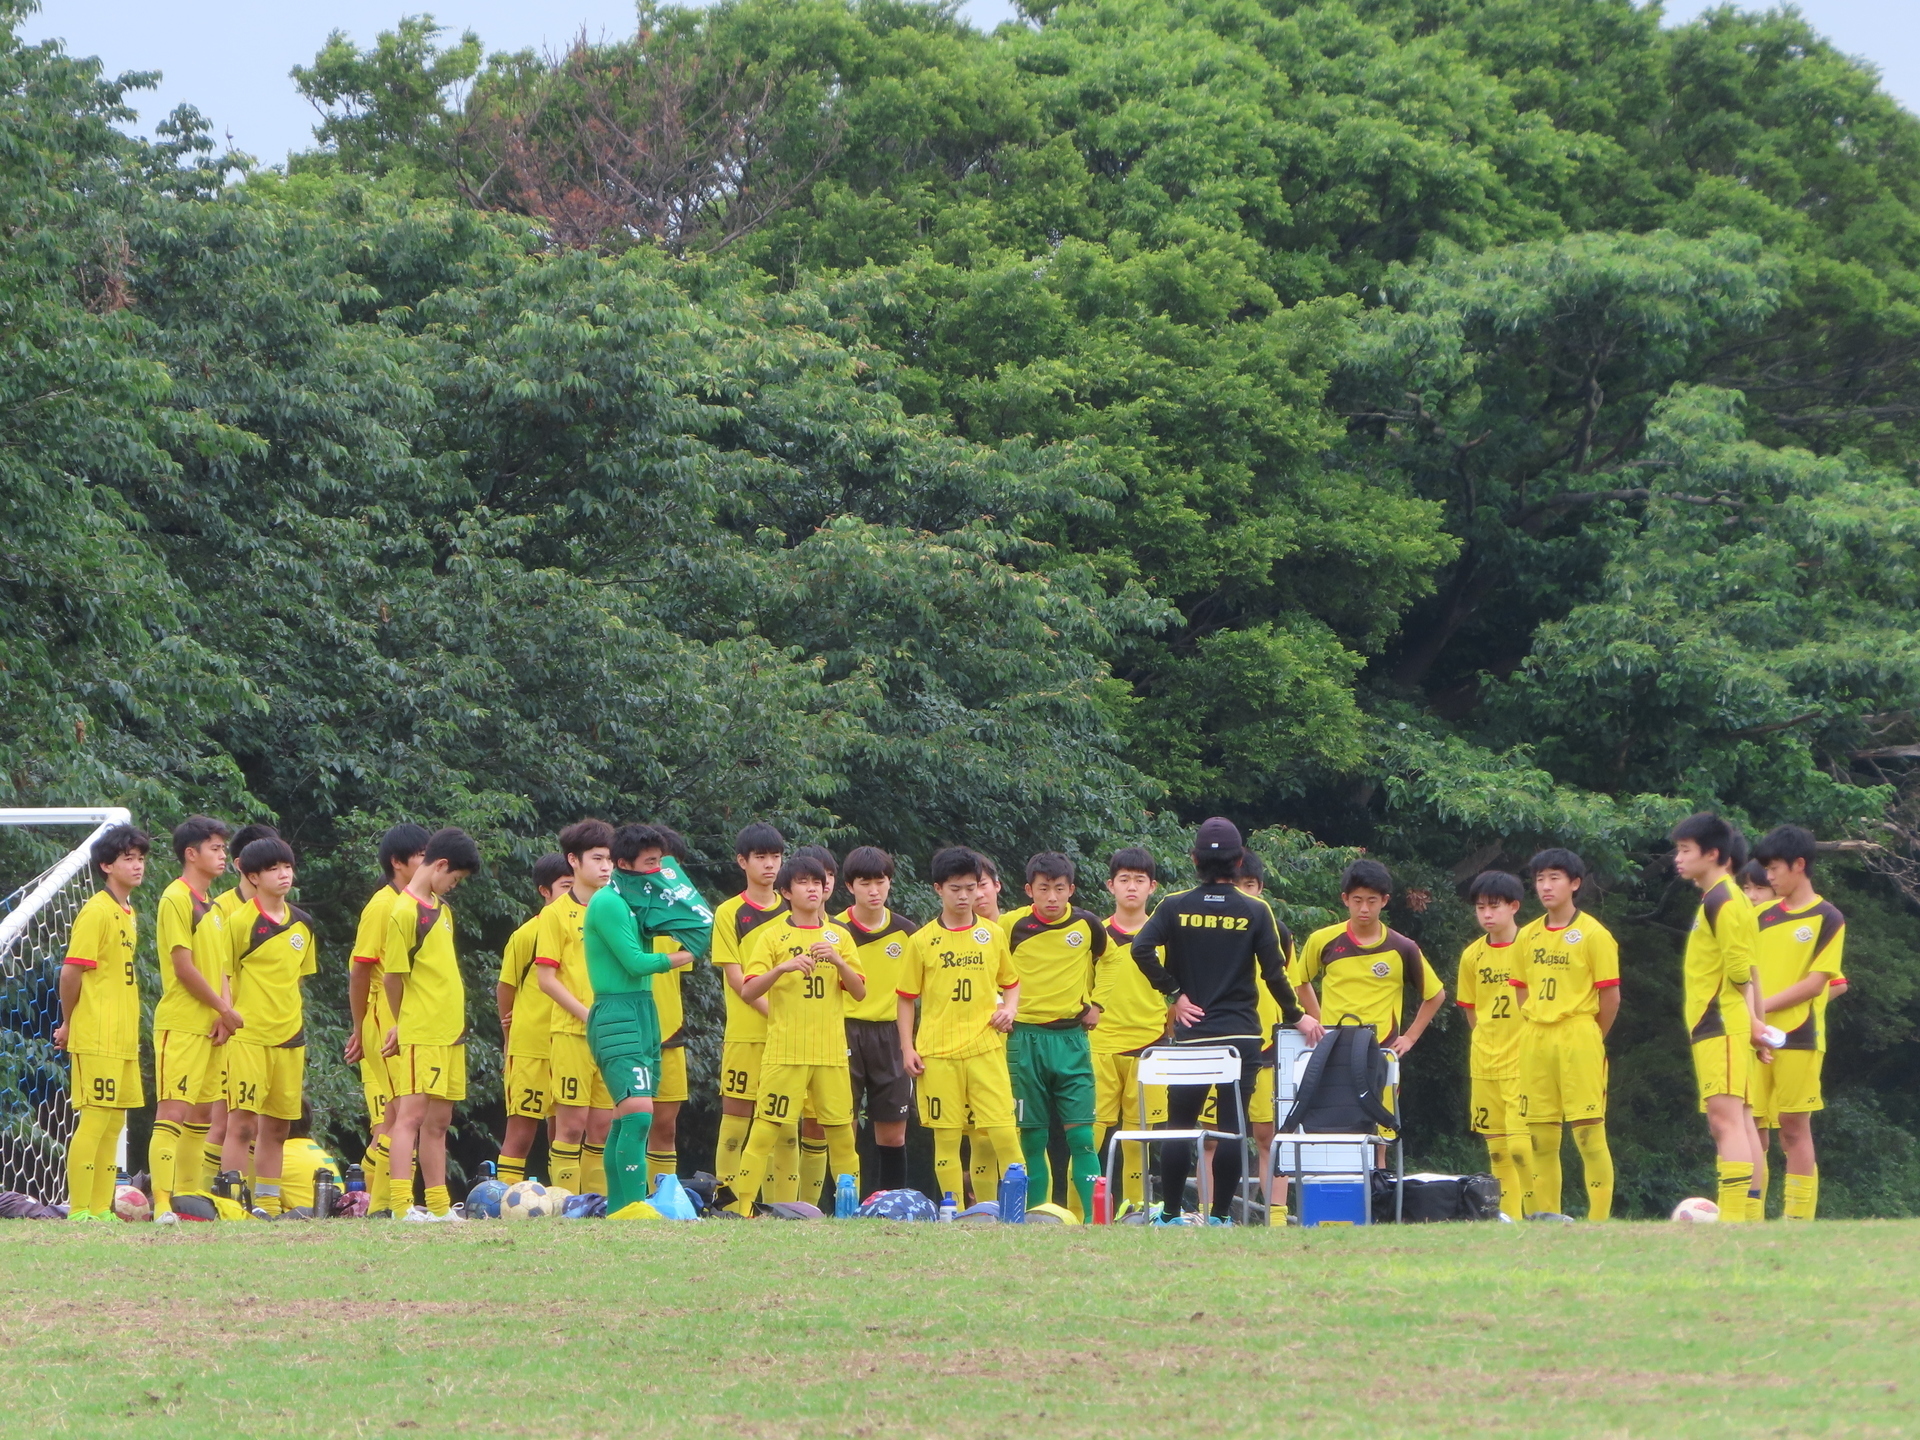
[1269,1022,1405,1224]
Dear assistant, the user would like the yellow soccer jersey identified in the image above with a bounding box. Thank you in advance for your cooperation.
[533,889,591,1038]
[1292,922,1441,1042]
[224,899,318,1047]
[745,917,861,1067]
[1092,919,1169,1055]
[62,889,140,1059]
[153,878,216,1034]
[1003,905,1106,1024]
[711,893,789,1044]
[386,892,466,1047]
[1254,904,1296,1050]
[497,913,553,1059]
[1684,876,1757,1039]
[836,908,917,1024]
[653,936,687,1047]
[279,1136,343,1213]
[1511,911,1619,1025]
[1755,896,1846,1051]
[1455,936,1524,1079]
[900,917,1018,1060]
[350,885,403,1046]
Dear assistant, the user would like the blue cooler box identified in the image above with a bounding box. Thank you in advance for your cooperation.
[1299,1176,1370,1227]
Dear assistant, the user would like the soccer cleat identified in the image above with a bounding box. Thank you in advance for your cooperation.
[400,1206,433,1223]
[366,1208,393,1220]
[423,1208,468,1224]
[155,1211,180,1226]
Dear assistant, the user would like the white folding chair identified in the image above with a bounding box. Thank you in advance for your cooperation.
[1106,1045,1250,1220]
[1267,1031,1404,1225]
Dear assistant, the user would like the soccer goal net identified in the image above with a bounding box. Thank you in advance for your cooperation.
[0,808,130,1205]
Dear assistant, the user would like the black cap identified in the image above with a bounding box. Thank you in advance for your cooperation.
[1193,817,1242,858]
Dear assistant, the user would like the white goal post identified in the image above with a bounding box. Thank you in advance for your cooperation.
[0,808,132,1205]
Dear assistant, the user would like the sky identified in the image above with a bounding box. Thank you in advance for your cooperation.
[16,0,1918,168]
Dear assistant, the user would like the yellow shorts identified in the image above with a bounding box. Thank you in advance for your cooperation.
[225,1042,303,1120]
[1092,1051,1167,1129]
[70,1052,142,1110]
[919,1051,1015,1131]
[757,1062,853,1128]
[393,1043,467,1102]
[549,1032,613,1110]
[657,1046,689,1105]
[1186,1067,1275,1128]
[1519,1019,1607,1123]
[1470,1073,1526,1136]
[1692,1033,1752,1111]
[154,1029,222,1107]
[720,1040,763,1104]
[1752,1049,1824,1125]
[360,1051,392,1127]
[504,1053,551,1119]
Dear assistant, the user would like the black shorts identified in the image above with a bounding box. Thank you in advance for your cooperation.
[846,1018,913,1122]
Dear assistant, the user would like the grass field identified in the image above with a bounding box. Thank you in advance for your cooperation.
[4,1218,1918,1438]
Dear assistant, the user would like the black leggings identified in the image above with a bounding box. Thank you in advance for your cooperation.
[1159,1037,1263,1218]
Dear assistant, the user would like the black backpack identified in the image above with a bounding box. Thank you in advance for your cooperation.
[1279,1022,1398,1135]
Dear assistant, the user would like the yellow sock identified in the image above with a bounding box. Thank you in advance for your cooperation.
[201,1140,224,1184]
[729,1122,789,1214]
[549,1142,582,1193]
[967,1127,997,1203]
[799,1138,830,1207]
[364,1136,391,1206]
[178,1122,210,1194]
[1528,1123,1564,1215]
[495,1154,525,1185]
[1783,1171,1818,1220]
[425,1184,450,1217]
[716,1113,751,1193]
[67,1106,120,1215]
[1485,1138,1518,1219]
[389,1174,414,1214]
[767,1128,801,1203]
[644,1149,676,1189]
[253,1175,282,1216]
[1750,1155,1770,1221]
[149,1121,182,1208]
[1571,1123,1613,1222]
[1717,1160,1753,1221]
[985,1126,1023,1189]
[582,1142,606,1197]
[933,1130,966,1205]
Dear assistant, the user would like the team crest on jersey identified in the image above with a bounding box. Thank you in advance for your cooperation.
[1565,929,1584,945]
[1795,925,1814,943]
[973,928,993,944]
[1369,960,1391,978]
[1066,931,1085,947]
[885,942,904,958]
[288,934,307,950]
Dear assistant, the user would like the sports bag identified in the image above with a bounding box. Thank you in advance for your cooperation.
[1279,1022,1397,1134]
[1371,1171,1504,1223]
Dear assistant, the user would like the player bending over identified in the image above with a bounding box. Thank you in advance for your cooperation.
[383,827,480,1221]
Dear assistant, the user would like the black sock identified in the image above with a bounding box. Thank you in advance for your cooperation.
[877,1144,907,1191]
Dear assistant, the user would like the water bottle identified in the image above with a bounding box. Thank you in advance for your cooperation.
[313,1168,339,1220]
[344,1164,366,1194]
[939,1190,957,1223]
[1092,1175,1110,1225]
[997,1162,1027,1224]
[834,1173,859,1219]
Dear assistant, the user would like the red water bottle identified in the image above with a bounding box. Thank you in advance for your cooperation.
[1092,1175,1111,1225]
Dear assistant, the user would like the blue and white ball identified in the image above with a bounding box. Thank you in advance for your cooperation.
[465,1178,509,1219]
[502,1180,554,1220]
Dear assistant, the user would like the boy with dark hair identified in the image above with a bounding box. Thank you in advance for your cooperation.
[998,853,1107,1216]
[1751,824,1848,1220]
[383,827,481,1221]
[536,819,617,1196]
[216,836,315,1216]
[1671,812,1770,1222]
[1737,860,1774,908]
[55,825,150,1220]
[192,820,279,1187]
[1132,819,1319,1223]
[789,845,841,1204]
[151,816,237,1210]
[1093,848,1168,1209]
[1455,870,1532,1218]
[710,822,788,1194]
[606,823,713,1189]
[963,850,1008,1198]
[494,852,572,1185]
[836,846,917,1194]
[1510,849,1618,1221]
[1292,860,1444,1055]
[900,847,1024,1207]
[726,855,866,1213]
[345,822,430,1207]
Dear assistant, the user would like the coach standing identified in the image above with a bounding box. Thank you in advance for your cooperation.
[1130,818,1323,1223]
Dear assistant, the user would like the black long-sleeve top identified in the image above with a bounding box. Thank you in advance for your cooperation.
[1130,883,1304,1041]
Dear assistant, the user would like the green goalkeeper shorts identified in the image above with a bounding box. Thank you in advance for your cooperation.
[1007,1022,1095,1130]
[587,991,662,1103]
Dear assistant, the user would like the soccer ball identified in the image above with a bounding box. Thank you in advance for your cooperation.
[465,1178,509,1219]
[112,1185,152,1222]
[502,1181,554,1220]
[1671,1196,1721,1223]
[541,1186,572,1215]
